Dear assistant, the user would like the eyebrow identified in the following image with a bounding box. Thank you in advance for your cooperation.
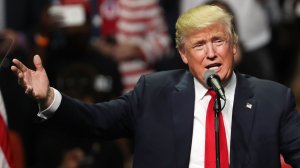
[190,40,205,48]
[211,32,227,39]
[192,33,226,44]
[211,36,226,41]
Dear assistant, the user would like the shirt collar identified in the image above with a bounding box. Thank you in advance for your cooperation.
[194,72,237,102]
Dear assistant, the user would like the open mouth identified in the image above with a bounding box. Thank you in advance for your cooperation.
[205,63,222,71]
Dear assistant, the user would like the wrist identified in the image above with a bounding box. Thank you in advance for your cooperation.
[39,87,55,110]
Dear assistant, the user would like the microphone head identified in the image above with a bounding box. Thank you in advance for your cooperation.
[204,70,220,87]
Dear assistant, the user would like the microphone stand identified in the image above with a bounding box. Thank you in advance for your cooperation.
[214,93,222,168]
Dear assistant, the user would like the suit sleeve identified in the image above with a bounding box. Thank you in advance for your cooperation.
[41,75,146,140]
[280,88,300,166]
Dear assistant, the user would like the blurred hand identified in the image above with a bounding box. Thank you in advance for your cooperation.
[59,148,85,168]
[92,39,140,62]
[91,38,115,57]
[11,55,54,109]
[112,43,140,62]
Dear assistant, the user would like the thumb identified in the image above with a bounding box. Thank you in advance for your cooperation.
[33,55,44,71]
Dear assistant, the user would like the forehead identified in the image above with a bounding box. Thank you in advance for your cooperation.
[188,23,228,41]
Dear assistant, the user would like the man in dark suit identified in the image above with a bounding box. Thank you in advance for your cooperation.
[11,4,300,168]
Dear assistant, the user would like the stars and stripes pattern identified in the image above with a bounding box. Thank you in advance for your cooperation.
[0,91,14,168]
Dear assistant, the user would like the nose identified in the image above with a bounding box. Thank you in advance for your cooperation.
[206,42,216,59]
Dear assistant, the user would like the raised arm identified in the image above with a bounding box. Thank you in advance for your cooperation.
[11,55,54,109]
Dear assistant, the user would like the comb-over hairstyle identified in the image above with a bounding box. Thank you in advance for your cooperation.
[175,5,238,49]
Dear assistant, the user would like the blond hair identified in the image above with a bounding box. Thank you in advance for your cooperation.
[175,5,238,49]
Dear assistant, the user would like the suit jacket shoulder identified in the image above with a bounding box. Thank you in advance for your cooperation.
[231,73,300,167]
[236,73,291,100]
[142,69,190,86]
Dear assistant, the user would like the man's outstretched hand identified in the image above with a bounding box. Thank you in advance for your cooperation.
[11,55,54,109]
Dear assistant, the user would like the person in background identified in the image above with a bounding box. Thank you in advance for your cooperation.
[33,0,171,93]
[11,4,300,167]
[91,0,171,93]
[90,1,171,166]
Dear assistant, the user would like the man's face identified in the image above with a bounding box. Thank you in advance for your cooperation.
[179,23,237,86]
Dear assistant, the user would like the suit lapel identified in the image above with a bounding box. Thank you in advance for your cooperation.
[171,71,195,168]
[230,73,256,167]
[169,72,257,167]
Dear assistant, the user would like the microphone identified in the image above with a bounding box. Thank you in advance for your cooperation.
[204,70,226,100]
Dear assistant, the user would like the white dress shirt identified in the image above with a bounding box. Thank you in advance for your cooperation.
[38,72,237,168]
[37,88,62,120]
[189,73,236,168]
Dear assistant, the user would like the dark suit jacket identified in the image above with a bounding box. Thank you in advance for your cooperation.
[47,69,300,168]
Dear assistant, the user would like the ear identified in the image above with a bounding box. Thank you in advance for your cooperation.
[232,43,241,65]
[178,48,188,64]
[233,43,237,56]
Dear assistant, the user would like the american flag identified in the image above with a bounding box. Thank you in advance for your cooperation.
[0,91,14,168]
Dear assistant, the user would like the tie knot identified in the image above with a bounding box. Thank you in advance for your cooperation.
[207,89,216,99]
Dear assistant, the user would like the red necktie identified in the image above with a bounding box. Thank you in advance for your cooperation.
[205,90,229,168]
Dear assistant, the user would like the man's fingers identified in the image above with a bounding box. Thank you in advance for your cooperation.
[17,72,26,86]
[33,55,44,71]
[12,65,29,88]
[11,65,24,79]
[10,65,18,74]
[17,70,24,79]
[24,86,33,95]
[12,58,28,72]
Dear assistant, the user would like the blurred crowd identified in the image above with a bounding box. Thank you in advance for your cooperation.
[1,0,300,167]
